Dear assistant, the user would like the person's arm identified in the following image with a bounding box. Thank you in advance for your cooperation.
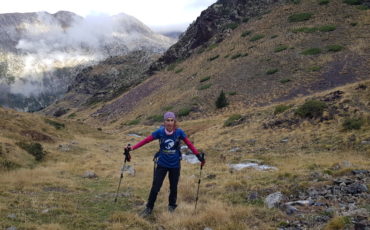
[183,137,200,155]
[130,135,155,150]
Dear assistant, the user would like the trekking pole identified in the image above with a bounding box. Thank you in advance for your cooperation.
[194,153,205,213]
[114,144,131,203]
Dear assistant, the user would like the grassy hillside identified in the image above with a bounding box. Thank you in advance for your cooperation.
[57,0,370,127]
[1,80,369,229]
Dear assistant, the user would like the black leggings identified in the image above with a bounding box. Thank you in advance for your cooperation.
[146,165,180,209]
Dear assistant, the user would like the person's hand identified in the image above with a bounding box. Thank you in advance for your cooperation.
[196,153,205,167]
[124,144,132,162]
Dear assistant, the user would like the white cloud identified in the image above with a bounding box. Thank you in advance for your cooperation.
[0,0,217,31]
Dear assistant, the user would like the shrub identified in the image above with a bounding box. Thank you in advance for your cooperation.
[16,142,45,161]
[250,34,265,41]
[224,114,243,127]
[175,68,184,73]
[0,159,20,170]
[350,22,358,26]
[342,117,364,130]
[319,25,336,32]
[67,113,76,119]
[324,216,351,230]
[295,100,327,118]
[343,0,362,5]
[242,17,249,23]
[216,91,228,109]
[45,119,65,130]
[274,105,290,114]
[178,107,192,117]
[271,35,278,39]
[241,30,252,37]
[288,13,313,22]
[147,115,163,122]
[208,55,220,61]
[301,48,322,55]
[319,0,330,4]
[327,45,344,52]
[200,76,211,82]
[228,91,237,96]
[231,53,242,59]
[198,83,212,90]
[279,78,291,83]
[266,68,279,75]
[274,45,288,52]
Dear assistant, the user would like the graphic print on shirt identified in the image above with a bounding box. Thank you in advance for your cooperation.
[164,139,175,149]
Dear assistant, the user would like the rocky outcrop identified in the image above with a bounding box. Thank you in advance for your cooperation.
[149,0,284,73]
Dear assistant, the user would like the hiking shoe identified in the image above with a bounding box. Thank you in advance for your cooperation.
[139,207,152,217]
[168,205,177,213]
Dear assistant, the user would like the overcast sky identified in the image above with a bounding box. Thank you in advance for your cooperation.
[0,0,217,32]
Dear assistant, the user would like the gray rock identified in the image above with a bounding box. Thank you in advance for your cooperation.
[6,227,17,230]
[352,169,369,175]
[265,192,283,209]
[246,139,256,145]
[7,214,16,219]
[229,147,241,152]
[122,165,135,176]
[280,138,289,143]
[346,183,368,194]
[204,228,213,230]
[82,171,98,179]
[58,144,72,152]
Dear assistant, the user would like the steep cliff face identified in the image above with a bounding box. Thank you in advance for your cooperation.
[149,0,284,72]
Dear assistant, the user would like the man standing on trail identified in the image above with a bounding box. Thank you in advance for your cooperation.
[124,111,205,216]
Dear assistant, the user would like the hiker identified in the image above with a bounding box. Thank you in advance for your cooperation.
[124,111,205,216]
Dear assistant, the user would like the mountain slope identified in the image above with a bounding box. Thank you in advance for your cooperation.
[66,0,369,125]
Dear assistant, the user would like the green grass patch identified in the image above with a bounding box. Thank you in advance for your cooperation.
[274,105,290,115]
[266,68,279,75]
[67,113,77,119]
[241,30,252,37]
[228,91,237,96]
[292,27,317,33]
[208,55,220,61]
[207,43,218,51]
[301,48,322,55]
[16,142,45,161]
[224,54,230,58]
[279,78,291,84]
[325,216,351,230]
[226,23,239,30]
[224,114,243,127]
[0,158,20,170]
[250,34,265,41]
[327,45,344,52]
[178,107,192,117]
[319,0,330,4]
[350,22,358,26]
[147,115,163,123]
[45,119,65,130]
[124,119,140,126]
[270,35,279,39]
[288,13,313,22]
[175,68,184,73]
[342,117,364,130]
[343,0,362,5]
[274,45,288,52]
[357,5,369,10]
[242,17,249,23]
[309,66,322,71]
[198,83,212,90]
[295,100,327,118]
[167,63,177,71]
[318,25,336,32]
[162,105,174,111]
[200,76,211,83]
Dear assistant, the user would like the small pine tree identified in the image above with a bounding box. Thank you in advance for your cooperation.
[216,90,228,109]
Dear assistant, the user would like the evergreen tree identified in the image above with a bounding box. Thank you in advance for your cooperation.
[216,90,228,109]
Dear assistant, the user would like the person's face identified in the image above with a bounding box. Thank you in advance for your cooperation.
[164,118,175,131]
